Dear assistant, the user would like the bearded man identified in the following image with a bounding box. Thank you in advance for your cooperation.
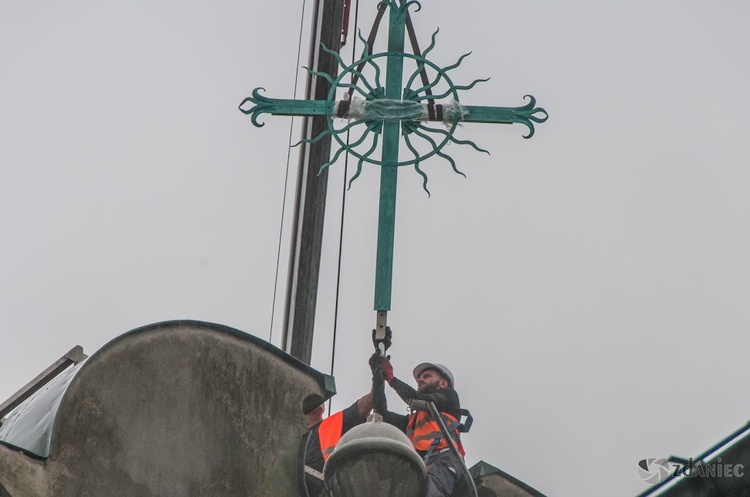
[370,354,466,497]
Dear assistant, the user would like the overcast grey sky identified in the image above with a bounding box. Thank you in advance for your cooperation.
[2,1,750,496]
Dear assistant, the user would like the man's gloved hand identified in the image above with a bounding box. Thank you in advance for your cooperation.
[380,356,394,382]
[368,352,394,382]
[371,326,393,352]
[368,352,382,374]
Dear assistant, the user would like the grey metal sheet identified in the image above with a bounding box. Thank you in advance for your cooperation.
[0,362,82,458]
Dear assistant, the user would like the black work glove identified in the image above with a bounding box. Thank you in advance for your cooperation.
[371,326,393,351]
[372,367,387,413]
[369,352,383,374]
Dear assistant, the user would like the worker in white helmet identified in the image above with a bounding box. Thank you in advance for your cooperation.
[370,353,466,497]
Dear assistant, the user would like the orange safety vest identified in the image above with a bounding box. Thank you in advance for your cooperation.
[318,410,345,461]
[406,410,465,458]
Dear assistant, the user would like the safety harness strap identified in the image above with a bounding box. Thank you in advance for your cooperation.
[422,417,461,464]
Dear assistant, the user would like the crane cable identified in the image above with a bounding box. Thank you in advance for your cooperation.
[328,0,361,416]
[268,0,309,344]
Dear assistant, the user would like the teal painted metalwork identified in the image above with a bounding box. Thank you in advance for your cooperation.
[373,0,407,311]
[463,96,548,138]
[239,0,548,313]
[238,36,548,188]
[238,88,332,127]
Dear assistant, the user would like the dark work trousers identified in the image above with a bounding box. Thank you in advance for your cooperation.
[424,450,463,497]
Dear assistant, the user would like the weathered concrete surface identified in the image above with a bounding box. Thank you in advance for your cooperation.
[0,444,46,496]
[0,320,335,497]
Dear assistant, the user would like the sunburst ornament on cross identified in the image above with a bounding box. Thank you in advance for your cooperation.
[239,0,548,335]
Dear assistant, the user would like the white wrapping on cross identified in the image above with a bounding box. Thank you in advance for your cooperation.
[336,97,468,125]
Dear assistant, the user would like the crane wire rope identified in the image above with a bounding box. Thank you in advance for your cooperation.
[268,0,309,344]
[328,0,360,416]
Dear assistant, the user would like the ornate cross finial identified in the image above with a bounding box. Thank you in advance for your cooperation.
[240,0,547,328]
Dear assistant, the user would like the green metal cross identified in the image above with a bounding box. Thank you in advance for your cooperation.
[240,0,547,331]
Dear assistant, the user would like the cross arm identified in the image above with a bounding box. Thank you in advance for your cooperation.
[335,95,548,138]
[238,88,333,127]
[461,95,549,138]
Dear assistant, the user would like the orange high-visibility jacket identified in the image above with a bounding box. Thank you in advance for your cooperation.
[406,410,465,457]
[318,410,345,461]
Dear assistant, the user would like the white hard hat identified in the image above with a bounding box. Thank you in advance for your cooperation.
[412,362,454,388]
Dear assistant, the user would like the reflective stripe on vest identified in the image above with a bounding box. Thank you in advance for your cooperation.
[406,411,465,457]
[318,410,345,461]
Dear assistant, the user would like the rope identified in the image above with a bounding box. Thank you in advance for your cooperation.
[404,9,437,119]
[336,2,386,118]
[269,0,309,344]
[328,0,360,417]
